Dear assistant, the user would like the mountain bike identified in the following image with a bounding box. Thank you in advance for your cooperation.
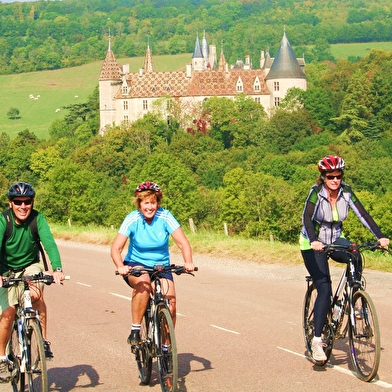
[303,241,390,381]
[117,264,197,392]
[3,272,62,392]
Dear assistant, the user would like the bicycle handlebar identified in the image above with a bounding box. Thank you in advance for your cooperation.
[323,241,387,253]
[115,264,198,277]
[1,272,70,288]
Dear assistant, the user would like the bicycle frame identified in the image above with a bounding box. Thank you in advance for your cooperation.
[303,241,385,382]
[144,275,169,357]
[119,264,197,392]
[11,281,41,374]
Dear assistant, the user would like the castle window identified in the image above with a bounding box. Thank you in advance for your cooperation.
[236,78,244,92]
[254,78,261,92]
[274,82,280,91]
[274,97,280,106]
[123,101,128,110]
[254,97,260,104]
[143,100,148,110]
[167,100,173,110]
[122,86,128,94]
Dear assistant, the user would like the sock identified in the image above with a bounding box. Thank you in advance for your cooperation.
[131,324,141,331]
[313,336,322,342]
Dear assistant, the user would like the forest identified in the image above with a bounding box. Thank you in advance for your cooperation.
[0,0,392,74]
[1,46,392,244]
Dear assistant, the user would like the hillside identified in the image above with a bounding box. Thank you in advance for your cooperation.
[0,0,391,76]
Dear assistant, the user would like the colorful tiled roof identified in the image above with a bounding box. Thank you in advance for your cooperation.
[99,49,122,80]
[115,69,269,99]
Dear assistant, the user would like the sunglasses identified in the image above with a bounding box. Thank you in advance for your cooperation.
[326,174,342,180]
[12,199,33,206]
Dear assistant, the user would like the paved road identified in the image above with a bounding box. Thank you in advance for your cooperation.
[2,241,392,391]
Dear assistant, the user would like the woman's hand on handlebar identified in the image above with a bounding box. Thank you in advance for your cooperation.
[378,238,389,248]
[184,262,195,273]
[117,265,131,276]
[311,240,324,252]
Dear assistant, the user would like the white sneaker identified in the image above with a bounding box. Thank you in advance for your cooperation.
[311,338,327,361]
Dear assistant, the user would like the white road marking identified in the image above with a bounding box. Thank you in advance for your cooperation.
[210,325,240,335]
[109,292,132,301]
[277,346,392,388]
[76,282,91,287]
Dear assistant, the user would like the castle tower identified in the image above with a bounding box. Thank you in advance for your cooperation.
[99,38,122,134]
[144,41,155,73]
[265,32,307,108]
[192,33,204,71]
[218,41,226,72]
[201,30,209,69]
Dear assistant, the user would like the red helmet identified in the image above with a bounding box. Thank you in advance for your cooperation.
[134,181,162,196]
[318,155,345,173]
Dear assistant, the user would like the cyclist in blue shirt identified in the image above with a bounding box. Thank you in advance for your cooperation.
[111,181,194,347]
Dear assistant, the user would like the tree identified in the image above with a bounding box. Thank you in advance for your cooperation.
[7,107,20,120]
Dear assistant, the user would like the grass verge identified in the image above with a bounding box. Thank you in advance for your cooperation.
[50,224,392,273]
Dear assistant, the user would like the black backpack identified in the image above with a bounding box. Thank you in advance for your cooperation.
[1,209,48,270]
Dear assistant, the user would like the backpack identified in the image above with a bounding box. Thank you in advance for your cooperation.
[1,209,48,271]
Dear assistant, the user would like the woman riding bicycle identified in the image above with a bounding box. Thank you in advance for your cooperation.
[111,181,194,347]
[299,155,389,362]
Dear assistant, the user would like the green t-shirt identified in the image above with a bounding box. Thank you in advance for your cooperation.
[0,210,61,274]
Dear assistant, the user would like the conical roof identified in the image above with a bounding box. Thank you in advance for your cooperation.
[265,32,306,80]
[99,41,122,80]
[192,34,203,59]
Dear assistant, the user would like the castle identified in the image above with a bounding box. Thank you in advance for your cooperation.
[99,31,307,134]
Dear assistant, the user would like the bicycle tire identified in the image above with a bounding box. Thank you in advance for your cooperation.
[348,290,380,382]
[156,307,178,392]
[135,312,152,385]
[9,322,23,392]
[303,282,334,365]
[25,320,48,392]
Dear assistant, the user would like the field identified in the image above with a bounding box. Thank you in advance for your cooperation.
[1,42,392,140]
[0,53,190,139]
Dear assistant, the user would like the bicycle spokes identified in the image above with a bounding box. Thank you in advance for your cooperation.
[349,291,380,382]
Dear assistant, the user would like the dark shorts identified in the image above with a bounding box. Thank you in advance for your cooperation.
[123,261,174,286]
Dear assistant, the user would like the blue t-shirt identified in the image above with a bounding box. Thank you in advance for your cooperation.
[118,207,180,267]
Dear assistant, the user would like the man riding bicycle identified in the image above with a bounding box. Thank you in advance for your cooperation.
[0,182,65,382]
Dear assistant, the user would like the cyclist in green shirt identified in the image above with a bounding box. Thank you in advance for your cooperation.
[0,182,65,382]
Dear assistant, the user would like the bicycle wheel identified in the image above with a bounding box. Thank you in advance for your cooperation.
[25,320,48,392]
[348,290,380,382]
[303,282,334,365]
[9,322,23,392]
[135,312,152,385]
[156,307,178,392]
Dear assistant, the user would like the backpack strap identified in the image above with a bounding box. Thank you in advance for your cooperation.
[2,209,48,271]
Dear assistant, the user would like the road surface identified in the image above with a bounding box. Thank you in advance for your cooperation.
[2,240,392,391]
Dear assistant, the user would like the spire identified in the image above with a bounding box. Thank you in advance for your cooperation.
[218,40,226,71]
[201,30,209,69]
[99,39,122,80]
[192,33,203,59]
[265,32,306,80]
[144,38,155,73]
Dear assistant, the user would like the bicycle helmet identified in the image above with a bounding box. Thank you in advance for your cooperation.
[7,182,35,200]
[134,181,162,196]
[318,155,345,173]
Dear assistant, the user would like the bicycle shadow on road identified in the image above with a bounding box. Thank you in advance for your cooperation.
[47,364,102,391]
[177,352,213,391]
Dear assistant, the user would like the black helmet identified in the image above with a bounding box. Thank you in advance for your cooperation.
[7,182,36,200]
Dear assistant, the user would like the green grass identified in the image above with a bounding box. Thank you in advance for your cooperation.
[50,224,392,273]
[330,41,392,60]
[0,53,191,140]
